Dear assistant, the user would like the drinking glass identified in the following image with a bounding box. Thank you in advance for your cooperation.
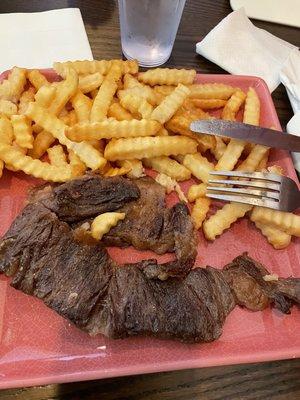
[118,0,186,67]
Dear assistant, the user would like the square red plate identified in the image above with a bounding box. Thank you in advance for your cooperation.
[0,72,299,390]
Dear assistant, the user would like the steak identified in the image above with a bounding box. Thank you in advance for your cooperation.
[33,175,140,222]
[0,196,299,342]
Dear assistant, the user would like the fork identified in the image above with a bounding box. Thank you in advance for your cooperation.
[207,171,300,212]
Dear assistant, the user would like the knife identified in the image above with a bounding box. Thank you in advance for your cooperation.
[190,120,300,152]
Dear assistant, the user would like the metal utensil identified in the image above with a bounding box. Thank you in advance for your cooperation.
[190,120,300,152]
[207,171,300,212]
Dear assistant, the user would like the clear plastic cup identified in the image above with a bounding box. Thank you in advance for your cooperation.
[118,0,186,67]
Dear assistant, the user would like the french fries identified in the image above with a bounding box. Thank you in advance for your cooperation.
[190,99,227,109]
[35,85,56,108]
[155,173,187,202]
[91,212,126,240]
[166,112,215,152]
[53,59,138,76]
[222,90,246,121]
[251,220,291,249]
[187,183,207,202]
[151,84,190,124]
[191,197,211,229]
[116,159,145,178]
[71,90,92,122]
[215,139,246,171]
[210,136,226,161]
[48,68,78,116]
[27,70,50,90]
[18,87,36,114]
[143,156,191,181]
[104,136,198,161]
[188,83,236,100]
[11,115,33,149]
[0,99,17,116]
[251,207,300,237]
[47,145,68,168]
[203,203,252,241]
[183,153,214,183]
[29,130,55,159]
[108,102,134,121]
[138,68,196,86]
[68,149,87,177]
[243,87,260,125]
[119,92,153,119]
[26,102,106,170]
[0,142,72,182]
[78,72,104,93]
[0,115,14,177]
[0,67,27,102]
[66,119,161,141]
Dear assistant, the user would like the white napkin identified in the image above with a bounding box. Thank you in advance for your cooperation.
[0,8,93,71]
[196,8,300,171]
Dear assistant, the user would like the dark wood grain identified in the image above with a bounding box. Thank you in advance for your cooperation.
[0,0,299,398]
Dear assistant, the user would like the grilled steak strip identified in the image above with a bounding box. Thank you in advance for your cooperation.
[0,200,299,343]
[35,175,140,222]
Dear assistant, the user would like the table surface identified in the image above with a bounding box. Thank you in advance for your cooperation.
[0,0,300,399]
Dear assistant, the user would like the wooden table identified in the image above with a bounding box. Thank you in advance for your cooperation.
[0,0,300,399]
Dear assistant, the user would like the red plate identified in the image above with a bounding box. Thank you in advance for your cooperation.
[0,71,299,389]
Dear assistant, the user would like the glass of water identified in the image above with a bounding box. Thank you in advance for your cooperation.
[118,0,186,67]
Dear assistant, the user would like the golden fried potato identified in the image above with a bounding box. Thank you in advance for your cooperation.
[66,119,161,141]
[143,156,191,181]
[251,207,300,237]
[11,115,33,149]
[215,139,246,171]
[190,98,227,109]
[68,149,87,177]
[116,159,145,178]
[104,136,198,161]
[119,92,153,119]
[210,136,226,161]
[90,64,121,122]
[48,68,78,116]
[78,72,104,93]
[35,85,56,108]
[188,83,236,100]
[191,197,211,229]
[27,69,50,90]
[71,90,92,122]
[0,99,17,116]
[166,111,215,152]
[151,84,190,124]
[0,67,27,102]
[183,153,214,183]
[108,102,134,121]
[155,173,187,202]
[203,203,252,241]
[26,102,106,170]
[18,87,36,114]
[91,212,126,240]
[187,183,207,202]
[47,144,68,168]
[222,89,246,121]
[251,220,291,249]
[104,165,131,177]
[237,144,269,172]
[138,68,196,86]
[29,130,55,159]
[0,142,72,182]
[243,87,260,126]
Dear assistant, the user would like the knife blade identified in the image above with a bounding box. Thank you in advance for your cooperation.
[190,120,300,152]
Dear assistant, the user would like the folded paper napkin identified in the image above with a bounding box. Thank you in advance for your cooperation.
[0,8,93,71]
[196,8,300,171]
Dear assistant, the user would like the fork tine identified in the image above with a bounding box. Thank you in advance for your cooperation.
[207,186,280,200]
[210,171,282,183]
[206,193,280,209]
[208,179,280,191]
